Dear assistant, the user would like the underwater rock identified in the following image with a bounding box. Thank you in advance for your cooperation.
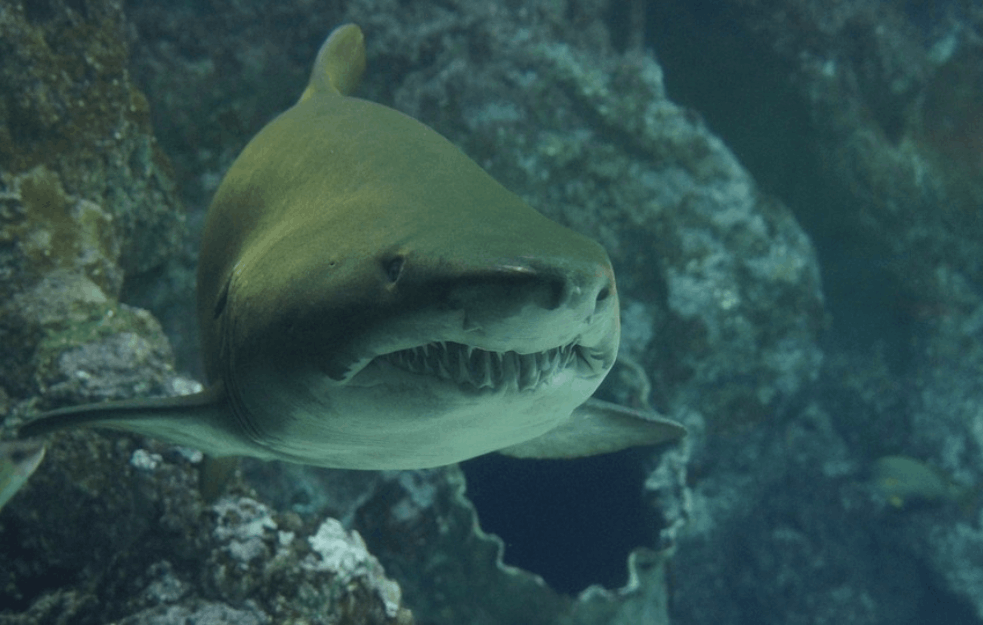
[204,496,412,624]
[0,434,414,623]
[0,0,194,376]
[0,0,187,419]
[352,465,671,625]
[0,0,185,276]
[667,401,942,625]
[641,2,983,622]
[116,602,272,625]
[901,276,983,622]
[353,466,571,625]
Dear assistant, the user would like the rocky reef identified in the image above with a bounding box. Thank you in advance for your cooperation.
[640,2,983,622]
[1,0,981,624]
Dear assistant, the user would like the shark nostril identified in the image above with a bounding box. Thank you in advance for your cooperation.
[596,285,610,304]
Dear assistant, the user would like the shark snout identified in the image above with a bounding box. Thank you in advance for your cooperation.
[441,256,618,353]
[559,267,615,318]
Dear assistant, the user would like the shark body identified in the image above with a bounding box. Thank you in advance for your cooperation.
[20,25,684,468]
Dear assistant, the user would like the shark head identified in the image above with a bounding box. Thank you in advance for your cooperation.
[359,253,618,394]
[325,246,618,391]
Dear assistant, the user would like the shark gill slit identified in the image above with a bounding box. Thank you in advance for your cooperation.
[222,310,266,446]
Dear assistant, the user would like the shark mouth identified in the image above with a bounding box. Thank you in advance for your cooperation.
[380,341,604,391]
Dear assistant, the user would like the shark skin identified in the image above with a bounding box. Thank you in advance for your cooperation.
[0,441,45,512]
[19,25,685,470]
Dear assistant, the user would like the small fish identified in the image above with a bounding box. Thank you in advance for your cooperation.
[0,440,46,512]
[871,455,967,508]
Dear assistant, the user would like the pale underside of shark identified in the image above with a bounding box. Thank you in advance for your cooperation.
[19,24,685,471]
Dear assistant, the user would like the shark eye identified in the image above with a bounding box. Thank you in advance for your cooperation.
[385,256,405,283]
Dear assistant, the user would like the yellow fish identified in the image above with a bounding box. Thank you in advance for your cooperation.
[872,455,968,508]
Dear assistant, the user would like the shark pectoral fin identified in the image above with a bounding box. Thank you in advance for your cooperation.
[0,440,46,512]
[18,386,243,501]
[498,398,687,460]
[17,384,252,458]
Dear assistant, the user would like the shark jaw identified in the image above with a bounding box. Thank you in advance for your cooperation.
[255,329,617,469]
[327,278,621,399]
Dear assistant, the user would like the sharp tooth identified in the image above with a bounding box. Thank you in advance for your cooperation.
[441,345,452,379]
[468,348,483,384]
[436,356,451,380]
[491,352,503,386]
[565,347,577,368]
[500,352,515,389]
[480,351,493,388]
[519,354,538,390]
[458,349,470,385]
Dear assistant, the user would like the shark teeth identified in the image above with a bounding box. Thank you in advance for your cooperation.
[382,341,584,391]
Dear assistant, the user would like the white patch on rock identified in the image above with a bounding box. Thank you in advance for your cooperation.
[303,518,402,617]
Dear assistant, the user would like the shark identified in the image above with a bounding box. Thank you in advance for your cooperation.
[18,24,684,472]
[0,441,45,512]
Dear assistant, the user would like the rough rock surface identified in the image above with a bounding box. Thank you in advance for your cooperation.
[0,428,414,624]
[644,1,983,623]
[0,0,185,278]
